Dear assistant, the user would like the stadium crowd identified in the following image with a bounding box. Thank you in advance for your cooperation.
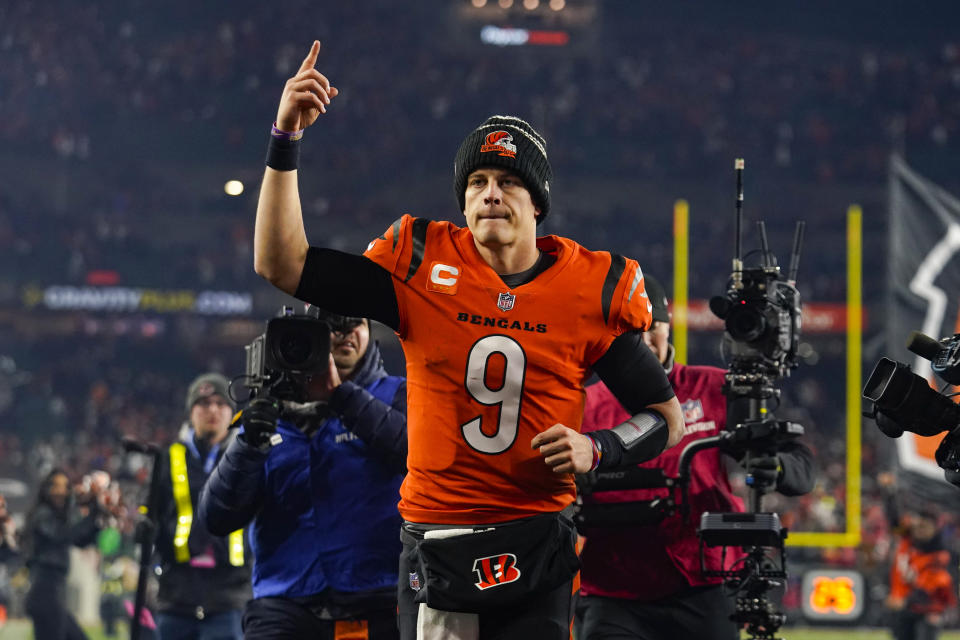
[2,1,958,299]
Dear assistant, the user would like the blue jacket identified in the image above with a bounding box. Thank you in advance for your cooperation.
[198,341,406,600]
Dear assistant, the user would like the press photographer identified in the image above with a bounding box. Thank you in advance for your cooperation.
[576,275,814,640]
[864,331,960,486]
[198,305,407,640]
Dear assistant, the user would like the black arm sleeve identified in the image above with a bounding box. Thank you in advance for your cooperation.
[294,247,400,331]
[589,409,670,469]
[775,440,816,496]
[592,331,675,412]
[329,379,408,474]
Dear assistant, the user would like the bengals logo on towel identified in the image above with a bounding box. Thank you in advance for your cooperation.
[473,553,521,590]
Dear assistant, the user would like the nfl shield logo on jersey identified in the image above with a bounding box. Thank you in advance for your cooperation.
[682,399,704,424]
[497,292,516,312]
[409,572,421,592]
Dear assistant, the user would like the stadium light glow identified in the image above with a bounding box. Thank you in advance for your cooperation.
[471,0,487,7]
[523,0,539,9]
[224,180,244,196]
[549,0,565,10]
[498,0,513,8]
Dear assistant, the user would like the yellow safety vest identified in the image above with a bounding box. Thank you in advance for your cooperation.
[169,442,244,566]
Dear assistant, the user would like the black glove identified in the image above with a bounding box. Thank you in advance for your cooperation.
[872,407,905,438]
[936,427,960,473]
[240,398,281,449]
[744,455,782,488]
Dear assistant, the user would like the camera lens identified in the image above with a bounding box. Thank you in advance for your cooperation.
[263,316,331,384]
[726,306,766,343]
[275,327,316,369]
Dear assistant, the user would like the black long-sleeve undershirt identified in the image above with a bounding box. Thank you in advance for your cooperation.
[592,331,676,410]
[295,247,401,330]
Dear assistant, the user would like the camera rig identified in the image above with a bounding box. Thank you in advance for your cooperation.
[576,159,807,640]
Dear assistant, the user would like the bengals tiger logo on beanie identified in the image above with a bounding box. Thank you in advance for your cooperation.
[454,115,552,224]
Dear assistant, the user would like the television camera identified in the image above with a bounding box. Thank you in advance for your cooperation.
[864,331,960,486]
[244,305,364,402]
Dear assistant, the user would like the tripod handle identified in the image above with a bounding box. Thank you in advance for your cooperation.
[129,440,165,640]
[674,433,730,520]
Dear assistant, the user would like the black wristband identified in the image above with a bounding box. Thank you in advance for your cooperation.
[590,429,623,469]
[266,136,301,171]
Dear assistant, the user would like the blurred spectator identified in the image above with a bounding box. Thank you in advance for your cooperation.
[0,494,17,626]
[881,473,957,640]
[23,468,104,640]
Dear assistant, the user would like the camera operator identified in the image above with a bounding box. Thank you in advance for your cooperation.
[576,275,815,640]
[198,309,407,639]
[152,373,251,640]
[24,468,104,640]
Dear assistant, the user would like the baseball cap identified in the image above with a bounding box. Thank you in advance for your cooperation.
[643,274,670,324]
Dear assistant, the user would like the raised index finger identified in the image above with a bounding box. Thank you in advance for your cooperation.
[299,40,321,73]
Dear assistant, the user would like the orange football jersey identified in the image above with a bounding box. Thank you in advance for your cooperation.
[364,214,652,524]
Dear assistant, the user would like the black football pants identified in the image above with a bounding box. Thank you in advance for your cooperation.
[26,570,89,640]
[243,597,398,640]
[576,586,738,640]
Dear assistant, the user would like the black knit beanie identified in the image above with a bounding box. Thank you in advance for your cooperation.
[454,115,552,224]
[185,372,235,412]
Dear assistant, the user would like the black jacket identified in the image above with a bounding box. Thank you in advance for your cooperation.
[153,431,251,617]
[24,501,99,575]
